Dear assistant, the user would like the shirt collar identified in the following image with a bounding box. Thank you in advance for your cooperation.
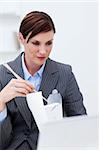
[22,53,45,80]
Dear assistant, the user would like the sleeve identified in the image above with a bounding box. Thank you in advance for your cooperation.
[0,66,12,150]
[63,66,87,116]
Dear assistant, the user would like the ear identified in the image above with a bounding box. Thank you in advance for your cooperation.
[18,32,25,44]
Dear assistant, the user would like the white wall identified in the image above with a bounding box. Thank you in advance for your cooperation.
[98,2,99,115]
[0,1,98,116]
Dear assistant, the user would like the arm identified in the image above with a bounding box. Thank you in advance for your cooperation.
[0,78,34,150]
[0,80,13,149]
[0,113,12,150]
[62,66,87,116]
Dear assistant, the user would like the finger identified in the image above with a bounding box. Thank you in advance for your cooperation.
[16,79,33,88]
[14,87,31,95]
[15,93,27,97]
[11,79,34,92]
[14,83,33,93]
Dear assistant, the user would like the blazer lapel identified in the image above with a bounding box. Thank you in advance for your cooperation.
[39,59,59,100]
[15,96,32,129]
[7,53,32,129]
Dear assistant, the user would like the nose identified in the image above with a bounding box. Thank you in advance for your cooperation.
[39,45,47,55]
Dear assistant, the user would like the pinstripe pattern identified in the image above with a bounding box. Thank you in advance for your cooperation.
[0,52,87,150]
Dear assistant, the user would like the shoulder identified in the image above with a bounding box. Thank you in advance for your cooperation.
[0,52,22,74]
[0,64,9,89]
[48,58,72,72]
[0,64,6,75]
[0,53,22,82]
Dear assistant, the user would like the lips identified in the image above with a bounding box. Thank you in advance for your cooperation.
[37,56,46,60]
[37,55,46,58]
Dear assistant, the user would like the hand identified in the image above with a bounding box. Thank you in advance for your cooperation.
[0,78,34,111]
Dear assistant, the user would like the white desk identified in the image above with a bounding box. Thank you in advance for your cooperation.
[37,116,99,150]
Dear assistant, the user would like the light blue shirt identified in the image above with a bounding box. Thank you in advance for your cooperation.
[22,54,45,91]
[0,53,45,122]
[0,107,7,122]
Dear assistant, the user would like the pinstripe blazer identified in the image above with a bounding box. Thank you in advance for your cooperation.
[0,52,86,150]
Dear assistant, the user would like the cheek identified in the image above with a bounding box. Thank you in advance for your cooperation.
[48,48,52,53]
[47,45,53,51]
[47,47,52,54]
[28,45,38,54]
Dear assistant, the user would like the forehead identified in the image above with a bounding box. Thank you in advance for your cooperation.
[30,31,54,42]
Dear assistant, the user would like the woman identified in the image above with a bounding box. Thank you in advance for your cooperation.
[0,11,87,150]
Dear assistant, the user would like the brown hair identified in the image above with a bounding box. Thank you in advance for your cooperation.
[19,11,56,42]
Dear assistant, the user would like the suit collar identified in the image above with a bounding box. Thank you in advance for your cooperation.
[39,58,59,99]
[44,58,58,75]
[7,53,58,79]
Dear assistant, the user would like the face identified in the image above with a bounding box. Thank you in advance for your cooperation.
[20,30,54,69]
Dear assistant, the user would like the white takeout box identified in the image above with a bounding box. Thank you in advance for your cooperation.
[26,91,63,132]
[44,103,62,121]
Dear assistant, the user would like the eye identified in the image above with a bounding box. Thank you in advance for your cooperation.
[31,41,40,46]
[46,41,53,46]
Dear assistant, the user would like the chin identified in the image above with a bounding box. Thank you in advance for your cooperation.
[35,61,44,66]
[38,58,46,64]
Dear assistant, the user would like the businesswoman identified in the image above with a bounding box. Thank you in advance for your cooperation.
[0,11,87,150]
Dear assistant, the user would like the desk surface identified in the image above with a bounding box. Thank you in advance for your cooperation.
[37,116,99,150]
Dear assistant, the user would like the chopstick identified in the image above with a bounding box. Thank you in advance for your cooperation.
[3,63,22,80]
[3,63,48,103]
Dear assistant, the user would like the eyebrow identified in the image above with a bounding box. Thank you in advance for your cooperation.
[31,39,53,43]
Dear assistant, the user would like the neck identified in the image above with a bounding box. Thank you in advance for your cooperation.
[28,65,41,75]
[24,59,41,76]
